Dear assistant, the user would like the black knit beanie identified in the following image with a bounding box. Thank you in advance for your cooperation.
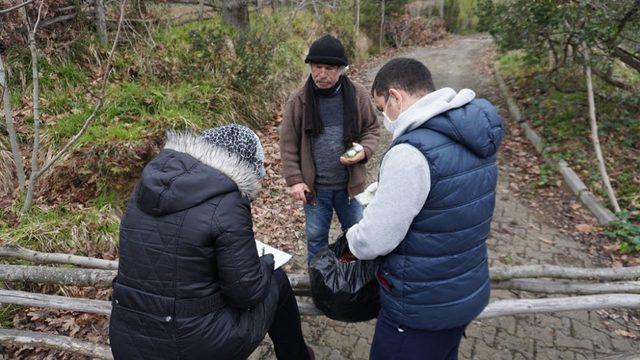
[305,35,348,66]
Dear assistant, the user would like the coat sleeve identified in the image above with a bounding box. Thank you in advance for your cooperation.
[355,84,381,163]
[279,92,305,187]
[212,192,274,308]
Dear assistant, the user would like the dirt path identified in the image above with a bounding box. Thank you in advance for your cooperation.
[251,34,640,360]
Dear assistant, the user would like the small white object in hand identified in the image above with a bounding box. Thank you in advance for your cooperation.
[355,182,378,206]
[343,143,364,158]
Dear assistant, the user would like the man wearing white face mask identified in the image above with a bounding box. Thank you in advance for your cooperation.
[346,58,504,359]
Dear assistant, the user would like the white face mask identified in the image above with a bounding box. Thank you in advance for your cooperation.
[383,113,396,133]
[382,95,399,133]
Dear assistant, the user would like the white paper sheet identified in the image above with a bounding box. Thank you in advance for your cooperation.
[256,240,292,270]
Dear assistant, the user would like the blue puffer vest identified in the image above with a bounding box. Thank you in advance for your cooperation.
[378,98,504,331]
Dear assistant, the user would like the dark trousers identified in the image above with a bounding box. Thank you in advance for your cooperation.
[370,311,467,360]
[268,269,310,360]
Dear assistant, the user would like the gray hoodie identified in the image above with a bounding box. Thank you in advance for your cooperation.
[346,88,476,260]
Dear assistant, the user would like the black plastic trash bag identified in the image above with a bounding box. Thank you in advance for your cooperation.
[308,234,380,322]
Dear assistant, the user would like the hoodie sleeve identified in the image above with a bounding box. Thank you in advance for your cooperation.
[212,192,274,308]
[347,144,430,260]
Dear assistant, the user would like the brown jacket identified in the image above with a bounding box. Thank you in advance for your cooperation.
[279,81,380,199]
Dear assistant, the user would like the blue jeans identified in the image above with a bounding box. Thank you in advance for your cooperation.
[304,189,363,261]
[370,311,467,360]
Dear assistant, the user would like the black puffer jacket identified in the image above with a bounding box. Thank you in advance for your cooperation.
[109,132,278,360]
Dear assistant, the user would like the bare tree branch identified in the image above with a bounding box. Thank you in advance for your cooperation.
[589,63,634,92]
[39,13,78,28]
[1,288,639,322]
[0,289,111,315]
[0,54,26,191]
[0,245,118,270]
[0,264,116,287]
[19,0,128,214]
[165,0,217,7]
[137,0,157,48]
[33,0,127,181]
[612,46,640,73]
[478,294,640,319]
[607,0,640,49]
[490,264,640,281]
[2,254,639,288]
[20,0,46,215]
[492,279,640,295]
[0,328,113,360]
[583,42,621,213]
[0,0,34,14]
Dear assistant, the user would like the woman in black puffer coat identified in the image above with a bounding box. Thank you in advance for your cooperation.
[109,125,313,360]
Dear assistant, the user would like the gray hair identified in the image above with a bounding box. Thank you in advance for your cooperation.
[309,64,349,75]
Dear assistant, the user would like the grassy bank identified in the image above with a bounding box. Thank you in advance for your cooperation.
[0,5,360,254]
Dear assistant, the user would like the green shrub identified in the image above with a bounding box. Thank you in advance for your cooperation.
[605,212,640,254]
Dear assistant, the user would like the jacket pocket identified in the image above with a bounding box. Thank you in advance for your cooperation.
[111,303,174,340]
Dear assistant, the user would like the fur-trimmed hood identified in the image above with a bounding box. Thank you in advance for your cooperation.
[135,132,261,216]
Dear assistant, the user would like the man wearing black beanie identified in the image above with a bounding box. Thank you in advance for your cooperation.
[279,35,380,261]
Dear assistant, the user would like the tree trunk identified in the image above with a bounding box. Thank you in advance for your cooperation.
[355,0,360,39]
[198,0,205,19]
[379,0,385,49]
[0,54,26,191]
[0,328,113,360]
[95,0,108,45]
[222,0,249,31]
[582,43,621,213]
[438,0,444,18]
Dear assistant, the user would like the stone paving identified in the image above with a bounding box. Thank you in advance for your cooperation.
[251,34,640,359]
